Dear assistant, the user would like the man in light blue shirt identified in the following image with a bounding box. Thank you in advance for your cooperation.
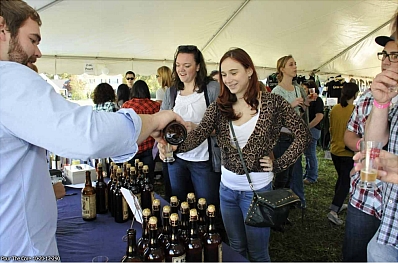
[0,0,183,258]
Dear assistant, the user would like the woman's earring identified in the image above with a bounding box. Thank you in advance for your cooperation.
[248,75,252,80]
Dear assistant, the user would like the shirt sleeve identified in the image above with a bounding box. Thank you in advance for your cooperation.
[315,97,324,114]
[0,62,140,162]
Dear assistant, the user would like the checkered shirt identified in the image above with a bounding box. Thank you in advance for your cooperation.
[93,101,118,112]
[376,104,398,248]
[122,98,160,153]
[346,89,383,219]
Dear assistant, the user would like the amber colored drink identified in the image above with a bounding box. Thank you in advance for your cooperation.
[360,169,377,182]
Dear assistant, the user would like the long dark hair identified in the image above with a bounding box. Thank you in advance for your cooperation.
[302,80,319,94]
[340,82,359,107]
[216,48,260,121]
[172,45,208,92]
[131,80,151,99]
[93,83,116,104]
[116,84,130,103]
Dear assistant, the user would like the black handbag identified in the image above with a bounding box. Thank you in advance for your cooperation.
[229,121,300,228]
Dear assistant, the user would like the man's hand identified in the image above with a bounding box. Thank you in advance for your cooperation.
[371,69,398,104]
[53,182,66,200]
[353,150,398,184]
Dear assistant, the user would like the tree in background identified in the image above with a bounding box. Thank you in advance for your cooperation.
[69,76,88,100]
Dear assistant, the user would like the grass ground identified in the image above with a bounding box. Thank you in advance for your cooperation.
[155,146,346,262]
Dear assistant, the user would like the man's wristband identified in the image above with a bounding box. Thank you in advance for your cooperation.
[356,138,363,151]
[373,100,391,109]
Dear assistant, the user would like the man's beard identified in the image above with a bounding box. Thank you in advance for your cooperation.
[8,36,35,66]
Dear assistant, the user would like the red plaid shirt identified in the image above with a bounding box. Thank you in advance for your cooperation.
[122,98,160,153]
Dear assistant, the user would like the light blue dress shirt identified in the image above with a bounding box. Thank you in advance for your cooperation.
[0,62,141,257]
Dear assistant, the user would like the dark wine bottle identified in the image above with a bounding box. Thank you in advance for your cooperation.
[197,198,207,242]
[141,165,154,211]
[165,213,186,263]
[170,196,179,215]
[96,163,108,214]
[186,209,203,262]
[143,217,165,262]
[203,205,222,262]
[163,121,187,145]
[137,208,152,260]
[121,228,141,262]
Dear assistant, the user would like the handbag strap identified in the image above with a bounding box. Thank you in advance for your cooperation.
[229,120,255,192]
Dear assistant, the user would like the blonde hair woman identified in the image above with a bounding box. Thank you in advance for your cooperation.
[156,66,172,104]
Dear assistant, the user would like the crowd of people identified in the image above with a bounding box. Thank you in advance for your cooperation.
[0,0,398,262]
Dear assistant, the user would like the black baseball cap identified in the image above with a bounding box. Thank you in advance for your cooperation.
[375,35,395,47]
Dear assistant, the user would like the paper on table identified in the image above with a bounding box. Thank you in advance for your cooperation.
[121,187,143,224]
[65,181,96,188]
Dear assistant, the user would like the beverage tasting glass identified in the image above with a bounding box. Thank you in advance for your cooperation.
[309,88,316,99]
[359,141,383,190]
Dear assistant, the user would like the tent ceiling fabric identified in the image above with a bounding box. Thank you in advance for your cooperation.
[27,0,397,79]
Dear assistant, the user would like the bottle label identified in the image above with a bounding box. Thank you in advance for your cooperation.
[202,249,204,262]
[122,197,129,220]
[171,254,186,263]
[218,244,223,262]
[82,194,96,219]
[151,192,155,205]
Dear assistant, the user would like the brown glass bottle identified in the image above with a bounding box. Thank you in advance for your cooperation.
[143,217,165,262]
[141,165,154,211]
[108,166,118,217]
[165,213,186,263]
[152,199,162,232]
[96,163,108,214]
[163,121,187,145]
[82,171,96,221]
[121,228,141,262]
[138,162,144,190]
[158,205,171,251]
[186,193,196,210]
[130,167,141,207]
[186,209,203,262]
[179,202,190,245]
[197,198,207,242]
[137,208,151,260]
[203,205,222,262]
[170,196,179,215]
[114,168,129,223]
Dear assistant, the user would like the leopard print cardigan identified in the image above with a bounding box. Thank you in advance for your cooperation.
[178,92,311,175]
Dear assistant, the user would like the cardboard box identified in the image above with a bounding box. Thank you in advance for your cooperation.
[64,164,96,185]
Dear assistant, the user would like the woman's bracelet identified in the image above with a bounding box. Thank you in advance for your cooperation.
[373,100,391,109]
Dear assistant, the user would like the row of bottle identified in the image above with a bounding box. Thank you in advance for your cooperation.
[122,203,222,262]
[81,159,155,222]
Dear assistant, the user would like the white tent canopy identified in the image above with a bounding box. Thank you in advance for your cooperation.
[27,0,397,80]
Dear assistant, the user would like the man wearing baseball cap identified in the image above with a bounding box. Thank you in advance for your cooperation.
[363,20,398,260]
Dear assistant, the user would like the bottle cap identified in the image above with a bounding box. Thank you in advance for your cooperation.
[198,198,207,209]
[162,205,171,214]
[135,159,140,164]
[143,165,149,171]
[170,213,179,226]
[142,208,151,217]
[148,216,158,229]
[207,205,216,217]
[138,162,143,167]
[180,202,189,213]
[189,208,198,220]
[187,192,195,200]
[127,228,136,235]
[126,163,131,168]
[152,199,160,207]
[116,168,122,174]
[170,196,179,205]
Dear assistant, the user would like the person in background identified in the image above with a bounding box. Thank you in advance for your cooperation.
[328,82,359,225]
[259,81,272,92]
[271,55,309,208]
[209,69,220,83]
[92,83,118,112]
[0,0,184,257]
[155,66,172,104]
[116,83,130,108]
[302,80,324,184]
[160,45,221,214]
[159,48,310,261]
[125,70,136,91]
[122,80,161,184]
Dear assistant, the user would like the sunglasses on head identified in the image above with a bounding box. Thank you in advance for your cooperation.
[177,45,198,52]
[126,77,135,80]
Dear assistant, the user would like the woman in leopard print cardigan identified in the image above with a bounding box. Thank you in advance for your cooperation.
[159,48,310,262]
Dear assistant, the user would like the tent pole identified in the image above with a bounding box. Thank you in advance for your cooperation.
[36,0,64,12]
[201,0,251,52]
[315,18,394,72]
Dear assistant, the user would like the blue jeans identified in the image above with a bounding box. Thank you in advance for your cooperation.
[368,231,398,262]
[168,157,220,210]
[273,137,306,207]
[219,182,272,262]
[304,128,321,182]
[343,204,380,262]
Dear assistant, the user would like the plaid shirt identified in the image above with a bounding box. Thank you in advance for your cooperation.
[122,98,160,153]
[376,105,398,248]
[346,89,383,219]
[93,101,118,112]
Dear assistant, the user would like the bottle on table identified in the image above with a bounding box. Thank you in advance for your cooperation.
[121,228,141,262]
[179,202,190,245]
[137,208,152,259]
[108,165,118,217]
[158,205,171,251]
[197,198,207,242]
[152,199,162,233]
[114,168,129,223]
[203,205,222,262]
[165,213,186,263]
[82,171,96,221]
[186,208,203,262]
[170,196,179,215]
[141,165,154,211]
[143,217,165,262]
[130,167,141,206]
[187,192,196,210]
[96,163,108,214]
